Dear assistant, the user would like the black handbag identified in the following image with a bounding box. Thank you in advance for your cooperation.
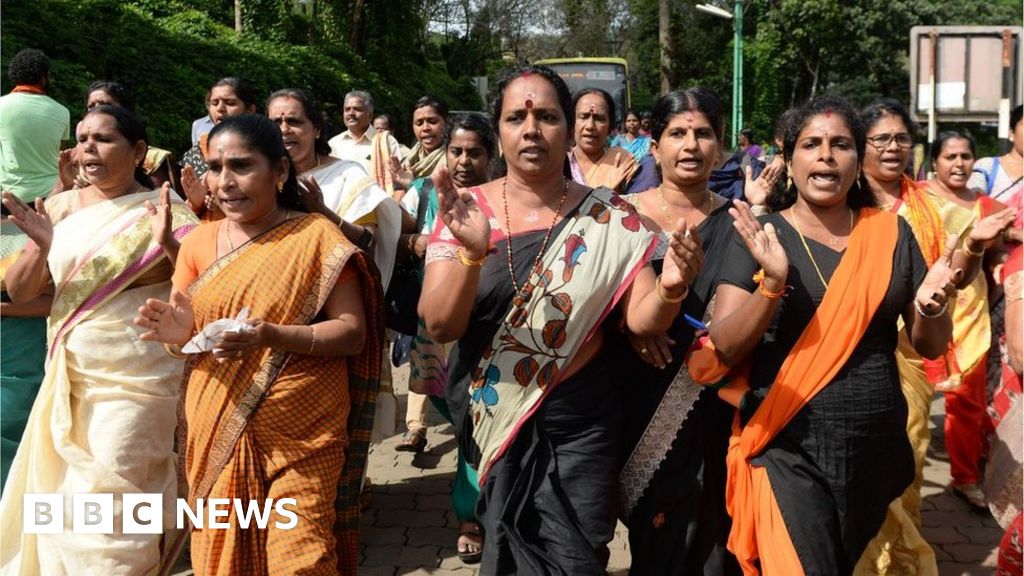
[384,178,433,335]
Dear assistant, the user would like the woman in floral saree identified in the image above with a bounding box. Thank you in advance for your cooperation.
[136,114,382,575]
[420,66,704,575]
[0,105,196,575]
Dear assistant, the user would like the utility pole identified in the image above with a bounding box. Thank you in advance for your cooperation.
[235,0,242,33]
[660,0,672,94]
[731,0,743,149]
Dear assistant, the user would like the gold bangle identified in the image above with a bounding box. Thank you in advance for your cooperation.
[962,240,985,257]
[456,247,486,267]
[758,280,785,299]
[656,274,687,304]
[163,343,187,359]
[307,325,317,355]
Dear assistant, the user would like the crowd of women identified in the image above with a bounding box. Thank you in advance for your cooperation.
[0,56,1020,576]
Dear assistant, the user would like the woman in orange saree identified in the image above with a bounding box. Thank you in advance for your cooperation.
[137,114,382,576]
[709,96,958,575]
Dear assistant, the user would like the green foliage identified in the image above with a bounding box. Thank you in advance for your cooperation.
[1,0,482,153]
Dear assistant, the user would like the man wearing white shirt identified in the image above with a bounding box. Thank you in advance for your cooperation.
[328,90,405,172]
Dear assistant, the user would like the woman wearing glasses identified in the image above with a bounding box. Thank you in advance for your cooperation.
[855,100,1015,576]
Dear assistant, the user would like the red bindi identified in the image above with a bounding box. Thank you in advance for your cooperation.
[525,99,534,109]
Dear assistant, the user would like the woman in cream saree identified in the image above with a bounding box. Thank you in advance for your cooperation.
[0,106,196,575]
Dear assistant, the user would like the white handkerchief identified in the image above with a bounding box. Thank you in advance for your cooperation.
[181,308,253,354]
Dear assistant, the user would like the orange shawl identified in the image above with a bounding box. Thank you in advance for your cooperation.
[180,215,382,575]
[725,208,899,574]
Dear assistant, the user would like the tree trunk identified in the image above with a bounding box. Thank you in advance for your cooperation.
[659,0,672,93]
[350,0,366,54]
[234,0,242,33]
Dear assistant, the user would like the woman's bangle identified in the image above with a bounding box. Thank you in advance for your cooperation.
[962,240,985,257]
[163,343,187,359]
[656,274,688,304]
[307,325,317,355]
[758,280,785,299]
[407,234,419,256]
[456,247,486,267]
[914,299,947,318]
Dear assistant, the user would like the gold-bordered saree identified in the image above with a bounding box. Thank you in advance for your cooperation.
[0,189,196,576]
[179,214,382,576]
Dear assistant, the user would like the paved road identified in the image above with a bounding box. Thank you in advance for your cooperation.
[173,365,1004,575]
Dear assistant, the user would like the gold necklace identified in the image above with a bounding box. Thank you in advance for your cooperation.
[790,206,854,289]
[657,185,712,229]
[503,178,569,318]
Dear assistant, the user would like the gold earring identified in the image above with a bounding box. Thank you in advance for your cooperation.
[277,180,285,193]
[786,174,793,190]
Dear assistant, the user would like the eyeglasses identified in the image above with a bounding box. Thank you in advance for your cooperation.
[867,133,913,150]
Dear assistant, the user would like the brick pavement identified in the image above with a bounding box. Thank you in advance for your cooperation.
[171,365,1005,576]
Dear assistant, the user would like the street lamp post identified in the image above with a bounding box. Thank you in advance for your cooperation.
[696,0,744,149]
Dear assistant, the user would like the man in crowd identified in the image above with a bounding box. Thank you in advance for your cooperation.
[328,90,405,173]
[0,49,70,203]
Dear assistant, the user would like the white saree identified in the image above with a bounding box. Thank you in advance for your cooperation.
[0,190,196,576]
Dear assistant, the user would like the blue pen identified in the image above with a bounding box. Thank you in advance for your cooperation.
[683,314,707,332]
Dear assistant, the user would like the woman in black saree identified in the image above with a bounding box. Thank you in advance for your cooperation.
[419,66,705,575]
[615,88,743,576]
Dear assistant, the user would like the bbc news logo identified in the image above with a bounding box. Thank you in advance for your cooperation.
[24,494,298,533]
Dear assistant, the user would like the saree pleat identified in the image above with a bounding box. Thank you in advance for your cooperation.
[181,214,381,576]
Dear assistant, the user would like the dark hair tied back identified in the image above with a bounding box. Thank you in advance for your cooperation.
[650,87,724,143]
[84,105,153,189]
[208,114,306,212]
[768,95,875,212]
[267,88,332,157]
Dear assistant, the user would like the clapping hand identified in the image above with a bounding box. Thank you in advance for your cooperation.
[967,207,1017,249]
[917,233,963,316]
[730,199,788,289]
[659,218,704,297]
[1,192,53,250]
[432,166,490,259]
[135,291,195,346]
[145,183,174,247]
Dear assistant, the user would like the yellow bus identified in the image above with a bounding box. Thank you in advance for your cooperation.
[534,58,631,124]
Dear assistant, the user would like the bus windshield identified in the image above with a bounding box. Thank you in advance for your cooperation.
[536,59,630,125]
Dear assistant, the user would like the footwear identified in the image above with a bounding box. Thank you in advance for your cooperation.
[457,521,483,565]
[395,429,427,453]
[952,483,987,510]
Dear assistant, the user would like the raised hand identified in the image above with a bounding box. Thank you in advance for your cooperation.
[730,199,788,287]
[180,164,209,214]
[145,183,174,247]
[134,290,195,345]
[917,233,963,315]
[660,218,704,297]
[967,206,1017,249]
[2,193,53,250]
[744,159,781,207]
[432,166,490,258]
[297,174,331,215]
[388,155,413,191]
[58,148,79,191]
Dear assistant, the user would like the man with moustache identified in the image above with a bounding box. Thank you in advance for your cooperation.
[329,90,406,173]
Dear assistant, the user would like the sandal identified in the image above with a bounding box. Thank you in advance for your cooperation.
[457,521,483,565]
[395,428,427,453]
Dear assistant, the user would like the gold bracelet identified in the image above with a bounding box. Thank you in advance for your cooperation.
[656,274,688,304]
[962,240,985,257]
[407,234,418,255]
[307,325,317,355]
[163,343,187,359]
[456,247,486,267]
